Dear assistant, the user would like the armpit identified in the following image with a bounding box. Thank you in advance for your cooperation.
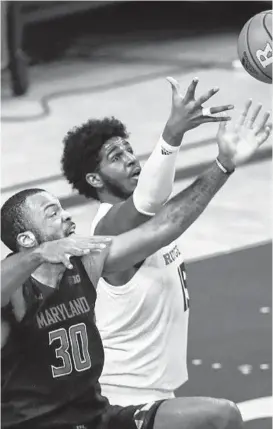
[82,249,110,287]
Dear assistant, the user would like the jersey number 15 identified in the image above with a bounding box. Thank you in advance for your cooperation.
[178,263,190,312]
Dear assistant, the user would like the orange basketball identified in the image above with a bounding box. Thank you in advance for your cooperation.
[237,10,272,84]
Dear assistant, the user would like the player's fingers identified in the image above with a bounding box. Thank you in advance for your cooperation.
[87,243,109,251]
[87,235,112,243]
[69,247,91,257]
[209,104,234,114]
[75,236,112,246]
[91,235,112,241]
[72,242,109,253]
[86,236,112,249]
[62,254,73,270]
[255,111,271,135]
[247,103,262,128]
[166,76,180,99]
[195,87,219,107]
[237,99,252,127]
[218,120,228,134]
[202,115,232,123]
[257,124,272,146]
[183,77,199,103]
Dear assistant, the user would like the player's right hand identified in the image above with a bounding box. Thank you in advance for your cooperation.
[164,76,234,138]
[38,235,112,269]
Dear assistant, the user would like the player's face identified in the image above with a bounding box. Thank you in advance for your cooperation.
[97,137,141,199]
[25,192,75,244]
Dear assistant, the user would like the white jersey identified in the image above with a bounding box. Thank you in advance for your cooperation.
[91,203,189,406]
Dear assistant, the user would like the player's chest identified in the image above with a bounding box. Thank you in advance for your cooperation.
[130,242,189,311]
[13,274,96,334]
[101,242,188,305]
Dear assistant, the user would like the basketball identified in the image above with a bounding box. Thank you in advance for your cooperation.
[237,10,272,84]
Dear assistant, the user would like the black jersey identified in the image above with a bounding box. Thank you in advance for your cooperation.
[1,257,109,429]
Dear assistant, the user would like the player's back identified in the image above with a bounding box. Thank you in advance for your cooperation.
[92,203,190,406]
[1,257,108,429]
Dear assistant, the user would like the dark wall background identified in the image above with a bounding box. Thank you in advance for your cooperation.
[22,1,271,64]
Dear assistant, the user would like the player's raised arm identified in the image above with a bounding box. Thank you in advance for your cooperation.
[94,77,233,235]
[102,101,271,274]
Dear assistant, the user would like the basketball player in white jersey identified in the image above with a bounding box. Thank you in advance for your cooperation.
[61,77,270,406]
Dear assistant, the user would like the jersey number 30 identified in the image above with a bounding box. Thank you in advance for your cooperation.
[49,322,91,378]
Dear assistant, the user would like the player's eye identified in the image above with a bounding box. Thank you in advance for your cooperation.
[46,209,58,218]
[111,153,121,162]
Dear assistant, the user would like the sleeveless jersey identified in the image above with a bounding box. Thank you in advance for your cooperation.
[1,257,108,429]
[91,203,190,406]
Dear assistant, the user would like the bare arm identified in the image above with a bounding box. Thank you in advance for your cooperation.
[1,250,43,307]
[96,77,232,236]
[1,236,111,306]
[103,160,229,273]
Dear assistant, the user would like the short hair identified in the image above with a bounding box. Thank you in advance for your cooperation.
[1,188,45,252]
[61,117,129,200]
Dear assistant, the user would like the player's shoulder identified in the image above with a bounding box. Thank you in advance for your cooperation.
[5,251,15,259]
[91,202,113,235]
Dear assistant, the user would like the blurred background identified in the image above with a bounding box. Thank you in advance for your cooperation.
[1,1,272,427]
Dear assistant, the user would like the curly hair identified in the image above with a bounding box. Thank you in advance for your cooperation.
[1,188,45,252]
[61,117,129,200]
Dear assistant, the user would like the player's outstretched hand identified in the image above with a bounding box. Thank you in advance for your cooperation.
[165,76,234,134]
[217,99,272,169]
[39,235,112,269]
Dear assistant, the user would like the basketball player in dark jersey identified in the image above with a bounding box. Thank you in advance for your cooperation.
[0,183,248,429]
[2,102,271,429]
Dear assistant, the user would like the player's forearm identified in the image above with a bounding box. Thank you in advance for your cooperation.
[1,249,43,306]
[150,160,230,244]
[162,122,185,147]
[133,131,183,216]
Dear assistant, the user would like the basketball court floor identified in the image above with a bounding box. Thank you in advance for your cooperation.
[1,18,272,428]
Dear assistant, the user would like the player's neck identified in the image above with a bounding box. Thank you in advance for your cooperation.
[98,190,125,205]
[32,263,66,289]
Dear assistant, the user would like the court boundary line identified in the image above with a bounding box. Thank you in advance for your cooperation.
[1,58,234,123]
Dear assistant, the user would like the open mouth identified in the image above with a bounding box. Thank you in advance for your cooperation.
[67,224,76,236]
[130,167,141,179]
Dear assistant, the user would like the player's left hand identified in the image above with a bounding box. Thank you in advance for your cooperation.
[217,99,272,170]
[165,76,234,136]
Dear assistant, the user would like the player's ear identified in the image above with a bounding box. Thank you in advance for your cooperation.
[86,173,103,190]
[17,231,38,249]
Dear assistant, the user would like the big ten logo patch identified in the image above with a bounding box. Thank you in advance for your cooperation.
[134,402,155,429]
[68,274,81,286]
[256,42,273,68]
